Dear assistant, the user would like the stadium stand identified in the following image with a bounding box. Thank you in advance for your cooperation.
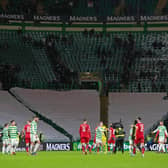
[0,0,168,16]
[0,90,69,141]
[108,93,168,138]
[0,30,56,89]
[10,87,100,140]
[129,32,168,92]
[1,30,168,92]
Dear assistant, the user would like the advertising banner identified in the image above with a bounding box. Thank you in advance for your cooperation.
[73,141,130,151]
[1,141,168,152]
[1,14,168,22]
[0,142,72,151]
[73,141,168,152]
[44,142,72,151]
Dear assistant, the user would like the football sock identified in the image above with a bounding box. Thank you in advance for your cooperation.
[159,144,162,152]
[159,144,165,152]
[13,145,17,152]
[26,146,29,153]
[86,144,89,151]
[13,146,15,153]
[82,145,85,153]
[6,145,10,153]
[10,146,13,154]
[142,147,145,154]
[113,146,115,153]
[87,145,91,152]
[133,147,136,154]
[97,146,100,153]
[91,144,96,151]
[129,146,132,153]
[104,144,107,153]
[34,143,40,153]
[108,146,110,151]
[30,144,33,153]
[2,146,5,154]
[162,144,165,152]
[91,145,94,150]
[26,147,29,153]
[26,144,29,152]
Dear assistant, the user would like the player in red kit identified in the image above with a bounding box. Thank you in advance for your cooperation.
[108,124,116,153]
[79,119,91,154]
[133,117,145,157]
[22,120,31,155]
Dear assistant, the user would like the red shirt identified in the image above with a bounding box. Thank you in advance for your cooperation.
[136,123,144,137]
[109,127,115,138]
[79,123,91,139]
[24,124,31,138]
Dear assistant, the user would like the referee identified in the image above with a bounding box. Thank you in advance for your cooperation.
[114,123,125,154]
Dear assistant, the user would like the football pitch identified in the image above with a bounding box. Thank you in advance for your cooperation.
[0,152,168,168]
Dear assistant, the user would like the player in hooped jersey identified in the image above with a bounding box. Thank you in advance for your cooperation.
[22,120,31,154]
[152,121,167,153]
[90,126,97,151]
[133,117,145,157]
[30,116,40,155]
[79,119,91,154]
[95,122,104,153]
[1,123,10,154]
[108,124,116,153]
[8,120,20,155]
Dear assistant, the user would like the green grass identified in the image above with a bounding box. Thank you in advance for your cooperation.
[0,152,168,168]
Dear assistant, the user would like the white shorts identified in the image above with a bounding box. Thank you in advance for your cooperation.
[96,138,102,144]
[10,139,18,146]
[3,139,9,145]
[159,136,165,143]
[129,139,133,145]
[30,134,39,143]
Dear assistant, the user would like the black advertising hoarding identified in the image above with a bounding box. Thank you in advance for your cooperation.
[0,141,44,152]
[0,141,167,151]
[1,14,168,22]
[44,142,72,151]
[0,142,72,151]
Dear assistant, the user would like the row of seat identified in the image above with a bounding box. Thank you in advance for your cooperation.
[1,30,168,92]
[0,31,56,89]
[0,0,167,16]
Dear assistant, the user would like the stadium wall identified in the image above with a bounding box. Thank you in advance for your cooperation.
[9,87,100,141]
[9,88,73,142]
[108,93,168,139]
